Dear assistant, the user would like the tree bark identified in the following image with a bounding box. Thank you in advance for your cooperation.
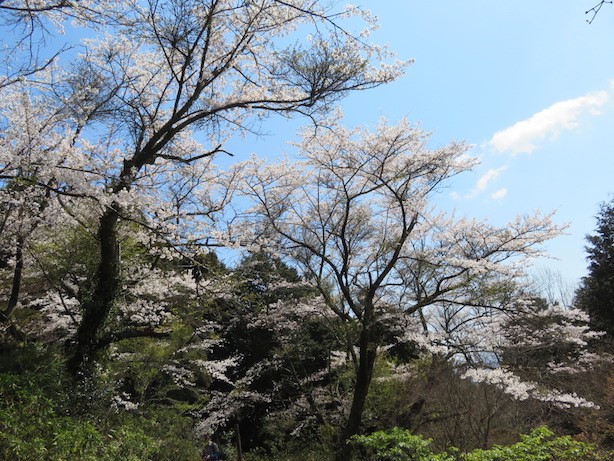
[335,312,377,461]
[67,207,120,376]
[235,420,243,461]
[1,186,51,323]
[2,234,24,320]
[0,235,27,342]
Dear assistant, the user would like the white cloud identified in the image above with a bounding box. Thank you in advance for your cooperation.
[491,188,507,199]
[464,166,507,199]
[488,90,609,155]
[476,167,506,192]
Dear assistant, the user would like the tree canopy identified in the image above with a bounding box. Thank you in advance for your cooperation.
[0,2,612,460]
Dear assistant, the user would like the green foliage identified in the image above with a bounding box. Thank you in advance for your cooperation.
[351,427,453,461]
[462,427,609,461]
[351,427,612,461]
[30,222,100,301]
[363,358,421,430]
[0,374,159,461]
[130,407,203,461]
[0,343,206,461]
[243,440,334,461]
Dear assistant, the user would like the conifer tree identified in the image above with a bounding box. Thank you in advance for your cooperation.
[575,198,614,337]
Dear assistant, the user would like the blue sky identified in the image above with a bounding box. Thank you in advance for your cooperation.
[244,1,614,287]
[23,1,611,286]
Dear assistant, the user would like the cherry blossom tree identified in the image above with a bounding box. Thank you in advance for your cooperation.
[240,117,567,460]
[185,252,338,446]
[70,0,403,376]
[0,76,80,327]
[0,0,406,374]
[463,300,605,404]
[0,0,132,88]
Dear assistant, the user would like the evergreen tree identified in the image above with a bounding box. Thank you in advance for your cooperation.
[575,198,614,337]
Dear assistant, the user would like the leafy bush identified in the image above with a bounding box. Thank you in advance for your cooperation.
[351,427,453,461]
[351,426,612,461]
[462,427,610,461]
[0,374,159,461]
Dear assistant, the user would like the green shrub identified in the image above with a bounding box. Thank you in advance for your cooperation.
[462,426,610,461]
[351,427,453,461]
[351,426,612,461]
[0,374,160,461]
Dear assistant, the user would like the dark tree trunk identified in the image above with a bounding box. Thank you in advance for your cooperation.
[67,208,120,376]
[1,186,52,323]
[66,139,152,377]
[336,313,377,461]
[0,235,27,341]
[235,420,243,461]
[2,234,24,320]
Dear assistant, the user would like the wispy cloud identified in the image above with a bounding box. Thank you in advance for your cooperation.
[476,167,505,191]
[491,188,507,200]
[463,166,507,199]
[488,90,609,155]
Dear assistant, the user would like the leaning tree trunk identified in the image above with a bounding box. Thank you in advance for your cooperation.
[336,311,378,461]
[67,208,120,376]
[66,123,166,376]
